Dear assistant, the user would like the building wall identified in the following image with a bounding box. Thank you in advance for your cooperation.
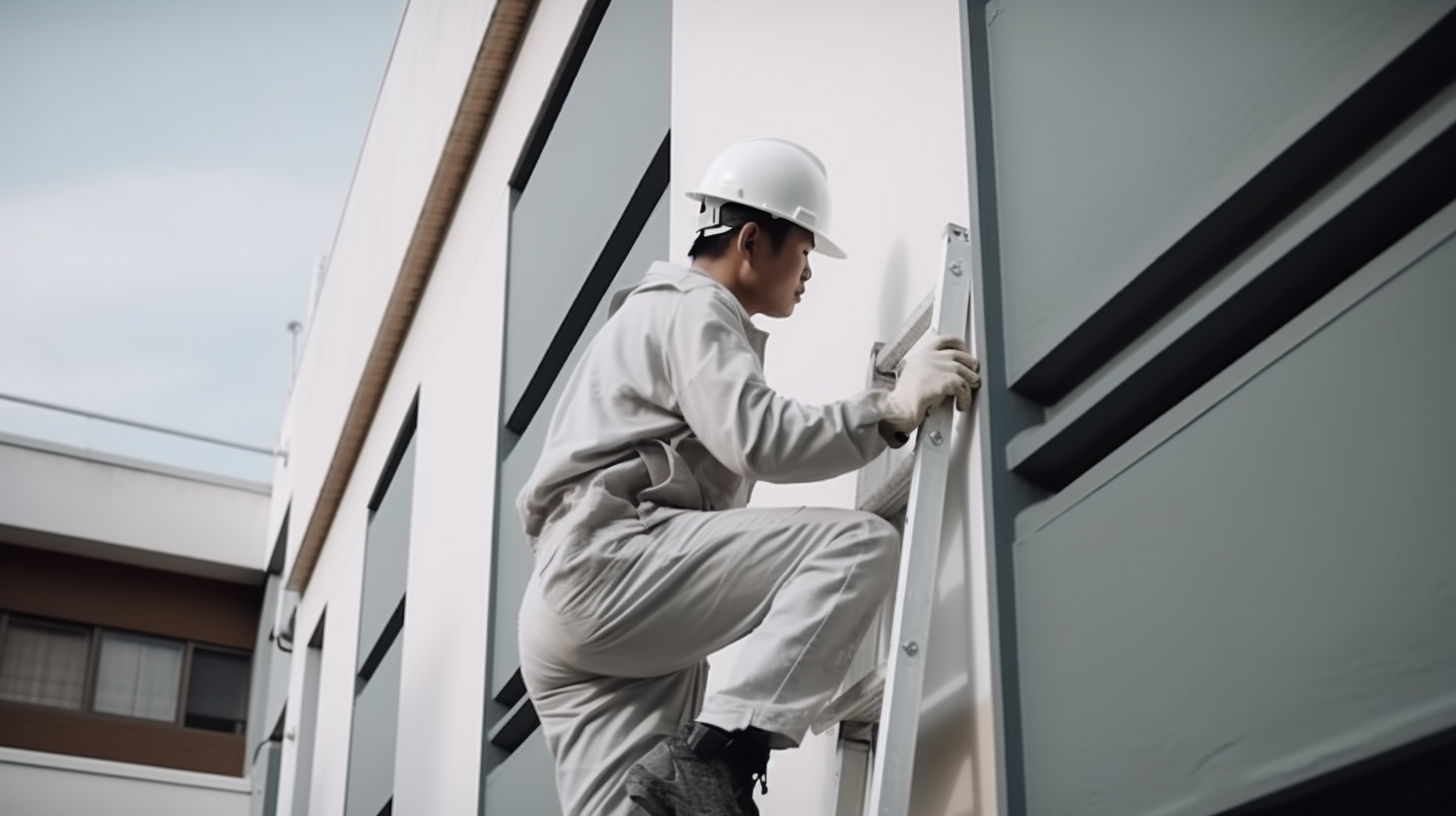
[0,748,250,816]
[0,434,268,582]
[268,0,987,813]
[671,4,987,815]
[965,2,1456,814]
[0,438,269,813]
[263,3,1456,816]
[270,1,594,815]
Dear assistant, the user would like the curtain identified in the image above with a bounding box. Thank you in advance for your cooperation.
[0,619,89,709]
[93,632,182,721]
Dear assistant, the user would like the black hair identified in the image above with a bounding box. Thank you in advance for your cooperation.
[687,202,797,260]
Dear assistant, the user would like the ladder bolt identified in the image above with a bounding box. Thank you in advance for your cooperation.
[928,430,944,446]
[949,259,964,276]
[902,641,919,656]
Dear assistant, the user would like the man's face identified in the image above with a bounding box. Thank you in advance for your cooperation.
[744,224,815,318]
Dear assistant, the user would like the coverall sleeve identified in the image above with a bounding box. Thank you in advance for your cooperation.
[665,291,894,483]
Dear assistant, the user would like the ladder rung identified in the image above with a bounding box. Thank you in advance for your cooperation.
[874,291,935,376]
[812,661,886,735]
[857,453,915,519]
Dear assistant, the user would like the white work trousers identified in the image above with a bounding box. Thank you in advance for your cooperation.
[519,505,900,816]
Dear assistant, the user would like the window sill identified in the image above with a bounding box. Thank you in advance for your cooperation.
[0,745,251,792]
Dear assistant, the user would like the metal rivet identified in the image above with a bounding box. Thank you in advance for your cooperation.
[902,641,919,656]
[949,259,964,276]
[928,430,944,446]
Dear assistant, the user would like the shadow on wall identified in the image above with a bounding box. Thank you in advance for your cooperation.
[876,238,913,341]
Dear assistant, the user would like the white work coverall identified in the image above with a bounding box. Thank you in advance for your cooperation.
[518,262,902,816]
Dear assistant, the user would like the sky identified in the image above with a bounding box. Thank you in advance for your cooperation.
[0,0,405,483]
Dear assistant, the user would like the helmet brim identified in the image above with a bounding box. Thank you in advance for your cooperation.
[805,229,846,259]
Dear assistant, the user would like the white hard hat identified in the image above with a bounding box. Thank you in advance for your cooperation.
[685,137,847,259]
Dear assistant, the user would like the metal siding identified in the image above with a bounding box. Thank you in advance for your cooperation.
[1012,230,1456,816]
[502,0,671,417]
[345,635,404,816]
[292,643,324,816]
[250,741,282,816]
[987,0,1456,384]
[358,438,415,672]
[491,191,666,697]
[482,729,563,815]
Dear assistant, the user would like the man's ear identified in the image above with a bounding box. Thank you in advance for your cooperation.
[736,222,761,260]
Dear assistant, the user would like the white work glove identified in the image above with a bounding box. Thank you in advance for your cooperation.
[881,332,980,433]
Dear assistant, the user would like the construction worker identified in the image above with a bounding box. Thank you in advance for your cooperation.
[517,137,979,816]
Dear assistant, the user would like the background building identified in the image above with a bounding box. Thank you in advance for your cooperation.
[0,428,275,816]
[256,1,1456,815]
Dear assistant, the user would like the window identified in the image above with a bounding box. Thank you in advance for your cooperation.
[186,647,252,732]
[0,617,89,709]
[0,612,251,734]
[94,632,184,721]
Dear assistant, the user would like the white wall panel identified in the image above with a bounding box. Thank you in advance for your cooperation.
[673,3,986,814]
[277,0,496,584]
[391,180,509,816]
[274,0,601,812]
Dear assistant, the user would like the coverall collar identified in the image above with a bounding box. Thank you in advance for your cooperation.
[611,262,769,360]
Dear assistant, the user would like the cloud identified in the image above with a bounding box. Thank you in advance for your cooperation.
[2,167,336,292]
[0,167,339,470]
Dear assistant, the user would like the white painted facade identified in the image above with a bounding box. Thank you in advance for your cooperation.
[263,2,991,815]
[260,2,1456,815]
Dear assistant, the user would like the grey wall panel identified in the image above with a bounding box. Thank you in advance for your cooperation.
[346,636,403,816]
[292,643,324,816]
[246,574,284,760]
[988,0,1455,385]
[503,0,670,416]
[491,192,666,696]
[1011,232,1456,816]
[359,438,415,670]
[250,740,282,816]
[482,729,563,816]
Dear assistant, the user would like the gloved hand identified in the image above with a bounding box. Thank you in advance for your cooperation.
[881,331,980,433]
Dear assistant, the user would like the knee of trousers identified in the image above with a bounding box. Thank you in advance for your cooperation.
[830,511,901,590]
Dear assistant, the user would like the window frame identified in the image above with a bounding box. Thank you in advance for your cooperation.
[0,610,253,735]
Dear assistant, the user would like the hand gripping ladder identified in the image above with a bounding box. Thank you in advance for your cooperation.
[811,223,976,816]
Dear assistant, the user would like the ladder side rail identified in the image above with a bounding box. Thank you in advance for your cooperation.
[826,342,911,816]
[866,225,975,816]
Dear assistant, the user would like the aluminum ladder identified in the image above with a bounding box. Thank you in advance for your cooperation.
[811,223,976,816]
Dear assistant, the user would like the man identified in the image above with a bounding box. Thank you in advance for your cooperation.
[517,137,979,816]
